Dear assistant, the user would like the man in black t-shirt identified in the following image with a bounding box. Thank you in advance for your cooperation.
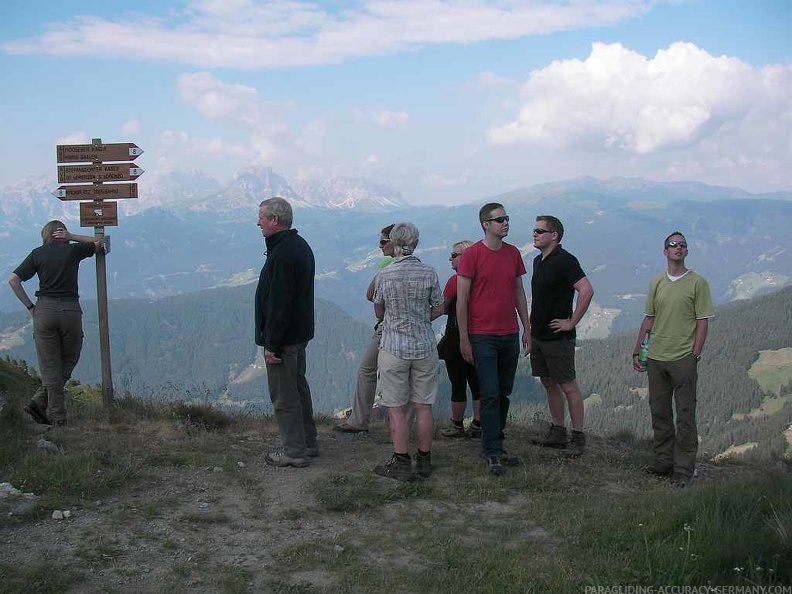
[528,215,594,456]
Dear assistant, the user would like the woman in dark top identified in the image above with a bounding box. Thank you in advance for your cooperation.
[8,220,102,426]
[440,240,482,439]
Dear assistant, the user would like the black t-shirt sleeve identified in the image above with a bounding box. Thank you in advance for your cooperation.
[13,251,37,281]
[563,253,586,286]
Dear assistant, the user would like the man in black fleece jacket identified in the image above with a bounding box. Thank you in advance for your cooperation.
[255,197,317,467]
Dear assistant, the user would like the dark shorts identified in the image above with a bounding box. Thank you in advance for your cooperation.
[530,337,576,383]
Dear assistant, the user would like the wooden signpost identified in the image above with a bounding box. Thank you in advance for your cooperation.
[54,138,144,407]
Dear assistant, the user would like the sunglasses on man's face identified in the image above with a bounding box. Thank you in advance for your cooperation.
[379,239,390,246]
[665,241,688,249]
[450,252,462,259]
[485,216,509,224]
[533,228,551,235]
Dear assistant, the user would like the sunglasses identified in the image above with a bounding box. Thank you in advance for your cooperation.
[485,216,509,223]
[533,228,552,235]
[450,252,462,259]
[379,239,391,246]
[665,241,688,249]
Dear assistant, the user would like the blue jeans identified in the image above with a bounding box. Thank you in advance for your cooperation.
[470,333,519,457]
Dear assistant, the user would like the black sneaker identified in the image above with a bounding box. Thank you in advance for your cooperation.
[415,452,432,479]
[23,401,51,426]
[374,454,415,482]
[486,456,505,476]
[465,423,482,439]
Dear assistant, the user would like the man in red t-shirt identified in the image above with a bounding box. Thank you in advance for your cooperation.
[456,203,530,476]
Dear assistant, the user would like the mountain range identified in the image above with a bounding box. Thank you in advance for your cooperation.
[2,168,792,336]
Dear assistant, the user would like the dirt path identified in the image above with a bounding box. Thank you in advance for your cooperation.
[0,418,766,593]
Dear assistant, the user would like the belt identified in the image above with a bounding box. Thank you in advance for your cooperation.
[37,296,80,302]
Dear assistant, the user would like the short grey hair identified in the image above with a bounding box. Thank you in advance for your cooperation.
[453,240,474,251]
[390,222,419,256]
[259,197,293,228]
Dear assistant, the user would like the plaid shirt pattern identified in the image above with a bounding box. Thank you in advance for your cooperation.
[373,255,443,360]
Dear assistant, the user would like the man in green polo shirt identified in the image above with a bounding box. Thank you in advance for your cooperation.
[632,231,713,488]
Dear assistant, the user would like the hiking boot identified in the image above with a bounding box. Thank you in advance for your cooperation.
[465,422,482,439]
[531,423,567,449]
[501,449,521,466]
[24,401,51,426]
[441,421,465,438]
[305,445,319,458]
[333,423,369,434]
[415,452,432,479]
[563,430,586,457]
[642,464,673,477]
[265,448,309,468]
[374,454,415,482]
[486,456,505,476]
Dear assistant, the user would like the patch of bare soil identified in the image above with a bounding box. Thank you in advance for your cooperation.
[0,418,769,593]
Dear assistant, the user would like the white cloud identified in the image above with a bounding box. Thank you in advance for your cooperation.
[176,72,293,165]
[366,154,379,164]
[423,171,469,188]
[121,119,140,135]
[488,42,775,153]
[371,109,409,128]
[177,72,264,127]
[55,132,88,145]
[1,1,651,68]
[160,130,249,158]
[476,70,518,88]
[488,42,792,191]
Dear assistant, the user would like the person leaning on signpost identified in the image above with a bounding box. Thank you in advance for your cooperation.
[8,220,103,427]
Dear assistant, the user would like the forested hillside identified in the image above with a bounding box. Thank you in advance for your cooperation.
[576,285,792,460]
[2,283,790,459]
[0,285,376,413]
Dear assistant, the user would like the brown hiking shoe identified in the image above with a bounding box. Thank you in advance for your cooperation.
[24,401,51,426]
[531,423,568,449]
[374,454,415,482]
[265,448,309,468]
[563,430,585,457]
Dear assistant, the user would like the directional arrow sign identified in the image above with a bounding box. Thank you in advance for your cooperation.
[52,183,139,201]
[56,143,144,164]
[58,164,144,183]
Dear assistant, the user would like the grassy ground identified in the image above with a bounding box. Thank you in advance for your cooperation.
[0,376,790,593]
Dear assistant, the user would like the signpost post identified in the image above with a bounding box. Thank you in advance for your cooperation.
[54,138,143,408]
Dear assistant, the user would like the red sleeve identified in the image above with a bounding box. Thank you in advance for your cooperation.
[456,242,477,279]
[443,275,458,300]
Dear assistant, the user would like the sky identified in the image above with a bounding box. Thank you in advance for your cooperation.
[0,0,790,206]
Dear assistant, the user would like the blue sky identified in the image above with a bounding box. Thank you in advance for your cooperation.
[1,0,790,205]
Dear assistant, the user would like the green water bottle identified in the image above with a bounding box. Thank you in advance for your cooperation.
[638,330,650,372]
